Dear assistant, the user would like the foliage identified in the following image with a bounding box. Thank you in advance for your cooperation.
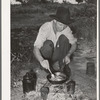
[87,0,97,5]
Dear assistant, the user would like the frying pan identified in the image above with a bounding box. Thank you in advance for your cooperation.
[47,72,69,84]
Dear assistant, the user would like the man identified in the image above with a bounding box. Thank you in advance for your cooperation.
[33,6,77,100]
[33,7,77,77]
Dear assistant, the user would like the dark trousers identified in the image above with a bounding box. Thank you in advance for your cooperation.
[40,35,72,100]
[40,35,71,77]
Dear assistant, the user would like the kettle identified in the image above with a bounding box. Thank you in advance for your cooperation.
[22,69,37,94]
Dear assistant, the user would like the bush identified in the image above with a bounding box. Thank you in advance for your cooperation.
[87,0,97,5]
[85,7,96,17]
[16,0,40,5]
[69,17,96,52]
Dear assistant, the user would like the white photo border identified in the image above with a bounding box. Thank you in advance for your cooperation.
[1,0,99,100]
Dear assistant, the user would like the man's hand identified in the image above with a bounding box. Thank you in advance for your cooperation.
[63,43,77,65]
[63,56,70,64]
[40,60,50,70]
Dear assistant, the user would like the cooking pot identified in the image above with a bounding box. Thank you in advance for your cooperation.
[47,72,69,84]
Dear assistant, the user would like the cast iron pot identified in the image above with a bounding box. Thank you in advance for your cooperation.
[47,72,69,84]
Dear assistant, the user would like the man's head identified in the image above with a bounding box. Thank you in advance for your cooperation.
[53,19,67,32]
[50,7,73,26]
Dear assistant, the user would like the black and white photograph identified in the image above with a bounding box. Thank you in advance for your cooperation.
[9,0,98,100]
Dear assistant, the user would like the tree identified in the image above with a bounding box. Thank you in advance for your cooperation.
[16,0,39,5]
[76,0,83,3]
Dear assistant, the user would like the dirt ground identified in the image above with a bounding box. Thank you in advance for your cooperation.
[11,52,96,100]
[11,3,97,100]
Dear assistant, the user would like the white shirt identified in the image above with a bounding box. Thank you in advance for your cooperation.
[34,20,77,49]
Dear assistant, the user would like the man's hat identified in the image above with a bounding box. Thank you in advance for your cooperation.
[50,7,73,25]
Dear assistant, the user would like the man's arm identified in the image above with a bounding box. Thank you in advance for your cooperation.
[33,22,51,69]
[67,42,77,57]
[64,42,77,64]
[33,46,50,70]
[33,46,44,63]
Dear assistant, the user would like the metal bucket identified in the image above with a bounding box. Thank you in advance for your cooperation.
[86,62,95,76]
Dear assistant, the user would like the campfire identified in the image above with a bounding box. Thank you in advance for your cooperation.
[22,76,88,100]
